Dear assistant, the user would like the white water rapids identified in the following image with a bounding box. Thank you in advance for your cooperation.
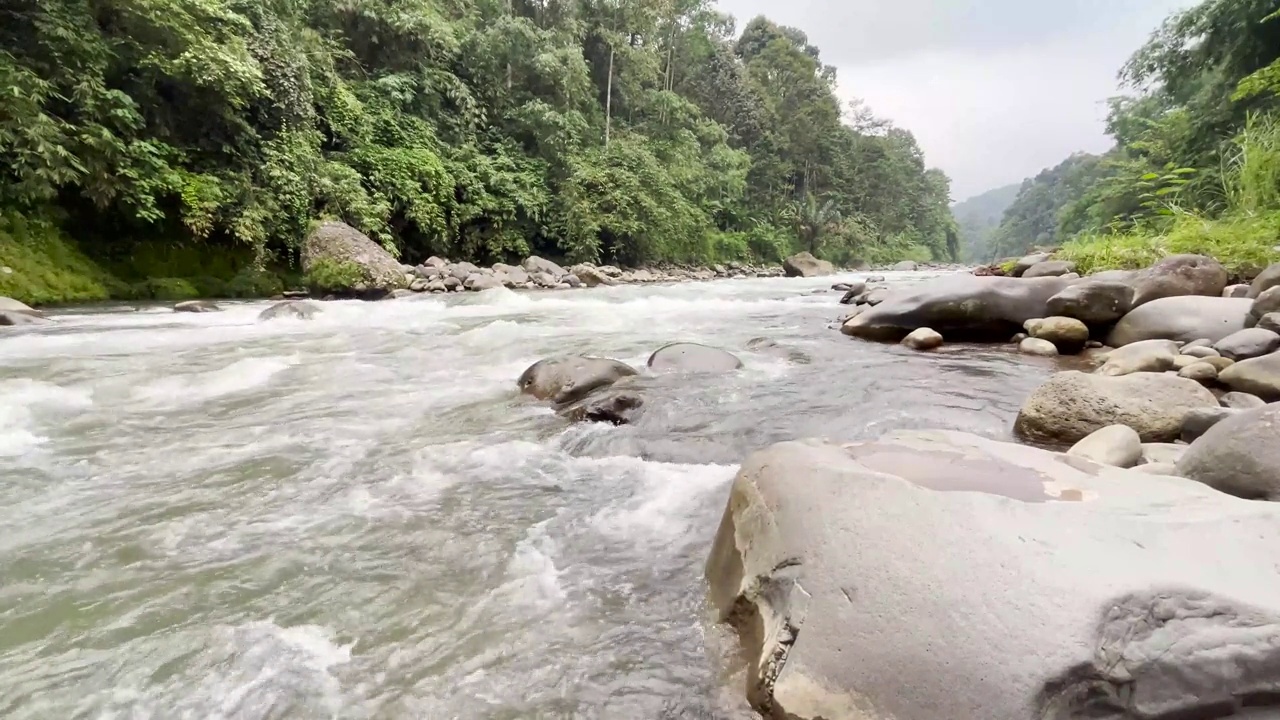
[0,273,1057,718]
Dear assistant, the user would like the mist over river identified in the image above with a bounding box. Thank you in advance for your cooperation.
[0,272,1055,718]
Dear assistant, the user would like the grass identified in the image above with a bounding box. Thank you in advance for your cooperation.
[0,212,127,305]
[1059,211,1280,277]
[304,257,365,292]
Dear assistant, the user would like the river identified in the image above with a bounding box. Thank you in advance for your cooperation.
[0,272,1056,719]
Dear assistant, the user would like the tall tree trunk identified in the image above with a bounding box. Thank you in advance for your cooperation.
[605,45,614,147]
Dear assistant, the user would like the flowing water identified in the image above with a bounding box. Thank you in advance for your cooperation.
[0,272,1057,719]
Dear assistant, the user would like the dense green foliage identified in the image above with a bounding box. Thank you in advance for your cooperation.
[1,0,956,303]
[953,183,1019,262]
[976,0,1280,271]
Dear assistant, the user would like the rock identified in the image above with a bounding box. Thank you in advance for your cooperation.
[706,429,1280,720]
[173,300,220,313]
[1106,296,1252,346]
[1177,404,1280,500]
[465,273,503,291]
[1182,338,1213,350]
[1171,354,1202,370]
[1095,339,1179,377]
[0,310,51,326]
[1087,269,1138,283]
[530,271,559,288]
[1130,462,1179,476]
[1247,262,1280,298]
[1182,407,1238,443]
[409,278,428,292]
[301,221,408,291]
[1022,260,1076,278]
[1019,337,1059,357]
[1012,252,1052,277]
[424,256,449,269]
[1029,316,1089,353]
[862,288,890,306]
[1221,391,1267,410]
[563,274,583,288]
[1258,312,1280,333]
[569,264,616,287]
[1223,284,1251,298]
[0,297,37,314]
[647,343,743,374]
[1177,362,1219,383]
[1044,281,1134,325]
[558,388,644,425]
[1248,286,1280,327]
[1213,327,1280,360]
[522,256,566,279]
[891,260,918,272]
[597,265,623,278]
[834,280,866,296]
[517,356,638,405]
[442,276,462,291]
[901,327,943,351]
[258,300,321,321]
[448,261,480,282]
[783,252,835,278]
[494,264,530,286]
[838,289,859,305]
[425,279,446,293]
[1142,442,1187,466]
[841,275,1074,341]
[385,288,415,300]
[1015,370,1218,443]
[1218,353,1280,400]
[865,274,885,283]
[1130,254,1228,307]
[1010,332,1028,344]
[1067,425,1143,468]
[1181,345,1220,359]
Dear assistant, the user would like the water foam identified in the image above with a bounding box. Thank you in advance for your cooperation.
[133,356,296,408]
[0,379,93,457]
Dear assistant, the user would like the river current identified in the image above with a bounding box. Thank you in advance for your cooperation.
[0,272,1056,719]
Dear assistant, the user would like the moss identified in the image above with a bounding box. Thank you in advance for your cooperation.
[998,258,1019,275]
[0,212,127,305]
[304,257,365,292]
[1059,212,1280,276]
[226,267,285,298]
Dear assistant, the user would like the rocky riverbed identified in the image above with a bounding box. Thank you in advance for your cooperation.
[2,255,1277,719]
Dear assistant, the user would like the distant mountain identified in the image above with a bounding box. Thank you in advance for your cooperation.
[952,184,1021,263]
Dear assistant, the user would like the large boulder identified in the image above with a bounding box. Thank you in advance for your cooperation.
[1258,312,1280,333]
[1106,296,1252,346]
[258,300,321,321]
[1182,406,1238,443]
[1177,404,1280,500]
[840,275,1074,341]
[1217,353,1280,400]
[1248,286,1280,326]
[0,297,38,314]
[647,343,743,373]
[1015,370,1218,443]
[891,260,918,272]
[1022,260,1076,278]
[1095,339,1179,376]
[301,221,407,292]
[1045,280,1134,325]
[1213,327,1280,361]
[1012,252,1051,277]
[706,430,1280,720]
[783,252,835,278]
[569,264,616,287]
[1130,254,1228,307]
[493,263,530,286]
[464,272,503,291]
[516,356,637,405]
[0,310,51,326]
[1248,262,1280,298]
[522,256,566,279]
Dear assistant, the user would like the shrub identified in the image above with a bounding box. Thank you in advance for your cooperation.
[304,258,364,292]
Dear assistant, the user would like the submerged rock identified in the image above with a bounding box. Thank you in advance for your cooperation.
[1178,404,1280,501]
[1015,370,1218,443]
[647,343,743,373]
[706,429,1280,720]
[558,388,644,425]
[517,356,637,405]
[258,300,321,321]
[173,300,221,313]
[1106,296,1252,346]
[783,252,835,278]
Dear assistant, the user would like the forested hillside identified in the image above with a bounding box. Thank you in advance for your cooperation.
[983,0,1280,273]
[953,183,1019,262]
[0,0,956,303]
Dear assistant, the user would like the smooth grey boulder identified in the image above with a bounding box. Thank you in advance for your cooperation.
[1012,252,1051,277]
[1248,286,1280,327]
[1106,296,1252,346]
[1130,254,1228,307]
[493,263,530,286]
[1178,362,1218,383]
[1022,260,1076,278]
[464,273,503,291]
[1030,316,1089,352]
[647,343,743,373]
[1130,462,1179,476]
[1182,407,1238,443]
[570,264,616,287]
[1142,442,1187,466]
[1045,281,1134,325]
[1019,337,1059,357]
[1258,312,1280,333]
[1178,404,1280,500]
[517,356,637,405]
[1015,370,1218,443]
[1088,269,1138,283]
[301,221,408,292]
[706,429,1280,720]
[0,310,51,326]
[1095,339,1179,377]
[783,252,835,278]
[891,260,918,272]
[841,275,1074,341]
[448,261,481,281]
[1181,345,1220,359]
[0,297,37,314]
[1172,354,1203,370]
[1221,391,1267,410]
[1213,327,1280,360]
[258,300,321,321]
[1248,262,1280,298]
[1218,353,1280,400]
[901,327,943,351]
[1067,425,1142,468]
[1223,284,1251,298]
[173,300,220,313]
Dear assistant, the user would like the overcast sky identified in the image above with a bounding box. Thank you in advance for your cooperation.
[714,0,1191,201]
